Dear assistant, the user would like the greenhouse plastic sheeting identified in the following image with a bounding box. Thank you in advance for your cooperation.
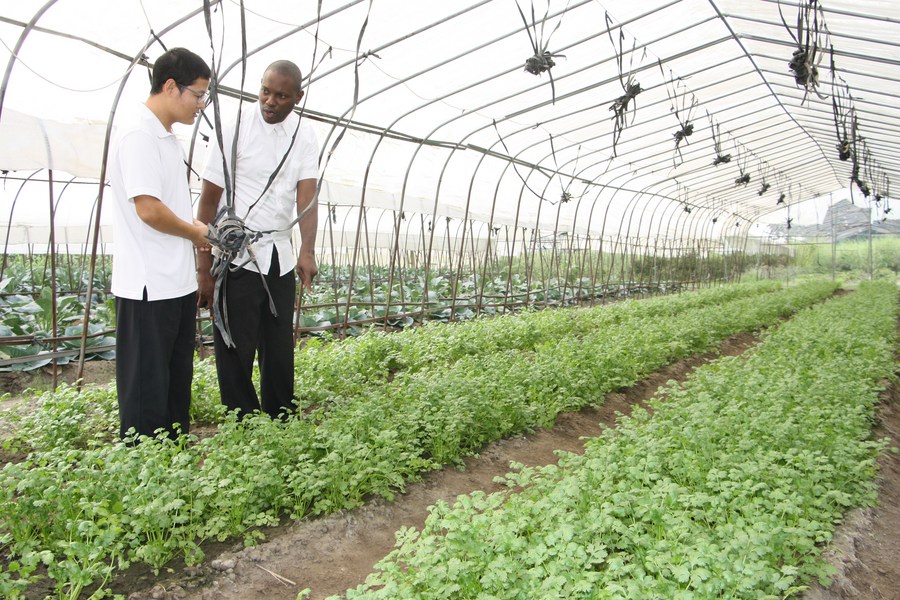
[0,0,897,245]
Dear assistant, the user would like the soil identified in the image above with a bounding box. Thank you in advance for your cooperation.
[2,330,898,600]
[0,359,117,398]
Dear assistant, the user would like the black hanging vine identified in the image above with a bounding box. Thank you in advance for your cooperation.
[707,112,731,166]
[491,120,552,202]
[879,176,891,219]
[606,12,644,157]
[515,0,569,104]
[850,120,870,198]
[676,182,691,213]
[829,47,853,161]
[548,134,587,205]
[774,172,787,206]
[661,61,698,168]
[779,0,829,104]
[757,162,771,196]
[734,142,751,187]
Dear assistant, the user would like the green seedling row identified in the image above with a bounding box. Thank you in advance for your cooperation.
[337,281,897,599]
[4,280,782,453]
[290,280,787,407]
[0,279,838,598]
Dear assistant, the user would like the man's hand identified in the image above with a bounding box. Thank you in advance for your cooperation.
[191,219,211,248]
[195,180,223,311]
[197,268,216,311]
[196,237,215,311]
[296,252,318,292]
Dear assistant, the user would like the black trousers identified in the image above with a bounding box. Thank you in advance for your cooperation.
[115,290,196,439]
[213,250,296,418]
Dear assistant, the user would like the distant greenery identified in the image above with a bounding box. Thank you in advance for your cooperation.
[778,236,900,280]
[1,250,699,371]
[0,254,115,371]
[0,288,116,372]
[0,253,112,295]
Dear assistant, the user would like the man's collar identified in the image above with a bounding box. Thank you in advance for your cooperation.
[255,104,288,136]
[140,102,175,138]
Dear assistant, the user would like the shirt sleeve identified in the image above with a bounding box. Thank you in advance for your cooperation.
[117,130,164,203]
[296,124,319,182]
[201,126,233,188]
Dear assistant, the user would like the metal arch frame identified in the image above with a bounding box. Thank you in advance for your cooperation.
[319,0,715,316]
[0,0,58,123]
[3,0,893,354]
[327,0,541,330]
[707,0,845,187]
[618,186,661,286]
[478,128,650,306]
[0,169,43,282]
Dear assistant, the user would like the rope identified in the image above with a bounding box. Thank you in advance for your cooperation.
[205,193,320,348]
[206,206,274,348]
[201,0,335,347]
[202,0,254,347]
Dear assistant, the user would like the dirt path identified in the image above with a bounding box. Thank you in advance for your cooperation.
[0,359,117,398]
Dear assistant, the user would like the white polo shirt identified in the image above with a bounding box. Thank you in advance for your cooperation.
[109,104,198,301]
[202,104,319,276]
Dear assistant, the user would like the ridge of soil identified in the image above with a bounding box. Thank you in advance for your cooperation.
[113,330,899,600]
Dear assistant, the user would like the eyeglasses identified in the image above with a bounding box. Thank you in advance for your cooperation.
[178,84,211,107]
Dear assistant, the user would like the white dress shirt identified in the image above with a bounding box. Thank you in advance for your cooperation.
[109,103,198,300]
[202,105,319,275]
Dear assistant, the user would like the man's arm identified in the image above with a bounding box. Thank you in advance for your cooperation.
[295,178,318,292]
[134,195,209,246]
[195,180,225,309]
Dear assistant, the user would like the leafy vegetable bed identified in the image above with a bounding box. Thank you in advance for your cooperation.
[0,280,839,598]
[4,281,786,453]
[337,281,897,599]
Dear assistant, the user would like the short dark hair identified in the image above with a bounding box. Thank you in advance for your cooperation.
[150,47,211,94]
[265,60,304,94]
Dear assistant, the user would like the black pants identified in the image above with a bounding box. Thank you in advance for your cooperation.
[115,290,196,440]
[214,250,296,418]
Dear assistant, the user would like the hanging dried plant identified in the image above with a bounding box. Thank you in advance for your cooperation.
[757,163,771,196]
[515,0,569,104]
[708,112,731,166]
[606,12,645,157]
[780,0,829,104]
[734,142,751,187]
[829,48,853,161]
[549,134,588,205]
[661,62,698,167]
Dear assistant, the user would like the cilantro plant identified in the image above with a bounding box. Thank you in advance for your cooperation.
[337,281,896,599]
[0,279,847,596]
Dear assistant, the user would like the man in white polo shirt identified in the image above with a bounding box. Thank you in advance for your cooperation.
[109,47,211,440]
[197,60,318,418]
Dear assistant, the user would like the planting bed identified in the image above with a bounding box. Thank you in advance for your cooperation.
[47,329,900,600]
[1,281,897,599]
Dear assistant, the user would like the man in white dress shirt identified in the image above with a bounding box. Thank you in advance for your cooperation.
[109,47,211,439]
[197,60,318,418]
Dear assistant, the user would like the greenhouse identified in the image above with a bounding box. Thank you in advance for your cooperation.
[0,1,898,598]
